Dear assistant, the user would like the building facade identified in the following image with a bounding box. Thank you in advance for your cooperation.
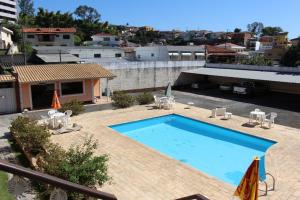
[0,26,13,49]
[90,33,121,47]
[22,28,76,46]
[0,0,17,22]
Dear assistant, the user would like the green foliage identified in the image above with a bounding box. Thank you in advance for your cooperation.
[281,45,300,67]
[0,20,22,43]
[18,41,33,54]
[234,28,241,33]
[10,116,51,155]
[130,30,160,45]
[41,137,111,199]
[74,34,82,46]
[247,22,264,36]
[241,55,272,66]
[112,91,135,108]
[74,5,101,23]
[59,100,85,116]
[136,92,154,105]
[35,8,74,28]
[261,26,283,36]
[0,172,14,200]
[18,0,34,16]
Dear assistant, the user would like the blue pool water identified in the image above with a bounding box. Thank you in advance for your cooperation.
[109,114,276,185]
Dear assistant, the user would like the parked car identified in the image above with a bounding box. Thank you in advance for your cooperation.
[219,83,233,93]
[233,81,269,96]
[191,81,218,90]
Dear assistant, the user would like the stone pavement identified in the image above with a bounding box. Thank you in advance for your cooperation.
[51,103,300,200]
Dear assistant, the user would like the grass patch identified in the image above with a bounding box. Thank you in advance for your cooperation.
[0,171,14,200]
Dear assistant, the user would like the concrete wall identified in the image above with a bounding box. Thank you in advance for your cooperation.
[135,46,169,61]
[101,61,205,91]
[69,48,124,59]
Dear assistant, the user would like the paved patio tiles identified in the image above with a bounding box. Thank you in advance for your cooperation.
[51,103,300,200]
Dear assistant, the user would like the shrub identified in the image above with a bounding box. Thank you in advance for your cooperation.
[41,136,111,199]
[10,116,51,155]
[59,100,85,116]
[136,92,154,105]
[111,91,135,108]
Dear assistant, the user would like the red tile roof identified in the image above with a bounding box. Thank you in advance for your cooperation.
[205,45,236,53]
[22,28,76,33]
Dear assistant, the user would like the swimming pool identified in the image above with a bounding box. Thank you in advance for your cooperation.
[110,114,276,185]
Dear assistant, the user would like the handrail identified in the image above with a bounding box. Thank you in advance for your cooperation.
[175,194,210,200]
[0,160,117,200]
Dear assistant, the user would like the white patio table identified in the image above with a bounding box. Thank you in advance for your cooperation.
[249,111,265,125]
[50,112,65,129]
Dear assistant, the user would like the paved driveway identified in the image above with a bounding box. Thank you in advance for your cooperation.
[155,90,300,129]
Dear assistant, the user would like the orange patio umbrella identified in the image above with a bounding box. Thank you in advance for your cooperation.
[234,157,259,200]
[51,90,61,110]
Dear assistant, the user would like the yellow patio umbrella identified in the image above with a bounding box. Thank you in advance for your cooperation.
[51,90,61,110]
[234,157,259,200]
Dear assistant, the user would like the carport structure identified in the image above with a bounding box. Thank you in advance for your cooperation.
[183,66,300,94]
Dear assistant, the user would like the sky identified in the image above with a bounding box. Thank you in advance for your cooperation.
[34,0,300,38]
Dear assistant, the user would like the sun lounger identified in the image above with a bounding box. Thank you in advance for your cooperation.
[53,123,82,135]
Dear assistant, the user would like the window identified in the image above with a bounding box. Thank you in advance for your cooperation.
[103,37,110,41]
[27,35,34,39]
[63,35,70,39]
[151,53,155,57]
[94,54,101,58]
[73,54,79,57]
[56,35,60,37]
[61,82,83,95]
[115,53,122,58]
[0,82,13,88]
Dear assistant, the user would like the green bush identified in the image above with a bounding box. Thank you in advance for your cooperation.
[136,92,154,105]
[10,116,51,155]
[111,91,135,108]
[41,137,111,199]
[59,100,85,116]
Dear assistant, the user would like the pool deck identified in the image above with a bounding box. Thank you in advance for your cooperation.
[51,103,300,200]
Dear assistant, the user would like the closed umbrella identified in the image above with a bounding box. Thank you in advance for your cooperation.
[51,90,61,110]
[234,157,259,200]
[165,82,172,97]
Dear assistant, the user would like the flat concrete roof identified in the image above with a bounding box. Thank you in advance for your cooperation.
[184,67,300,84]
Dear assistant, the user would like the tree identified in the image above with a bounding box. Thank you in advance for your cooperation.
[74,5,101,23]
[18,0,34,16]
[234,28,241,33]
[281,45,300,67]
[35,8,74,28]
[261,26,283,36]
[247,22,264,36]
[18,0,35,26]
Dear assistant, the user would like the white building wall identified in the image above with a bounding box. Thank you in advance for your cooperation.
[135,46,169,61]
[68,48,125,59]
[24,33,75,46]
[0,28,13,49]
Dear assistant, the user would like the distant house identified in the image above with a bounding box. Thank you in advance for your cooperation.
[134,46,205,61]
[205,45,237,63]
[216,43,246,53]
[22,28,76,46]
[13,63,115,110]
[91,33,121,47]
[290,37,300,46]
[230,32,252,46]
[0,27,13,49]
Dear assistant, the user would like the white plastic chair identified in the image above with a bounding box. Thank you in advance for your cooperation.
[48,109,57,117]
[63,110,73,127]
[262,112,277,128]
[211,109,216,118]
[153,95,161,109]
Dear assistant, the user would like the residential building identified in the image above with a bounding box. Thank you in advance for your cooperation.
[290,37,300,46]
[13,63,115,110]
[216,43,246,53]
[134,45,205,61]
[22,28,76,46]
[0,26,13,49]
[205,45,237,63]
[90,33,121,47]
[259,36,274,51]
[139,26,155,31]
[230,32,252,46]
[160,30,184,41]
[247,38,261,51]
[32,46,126,64]
[0,0,17,22]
